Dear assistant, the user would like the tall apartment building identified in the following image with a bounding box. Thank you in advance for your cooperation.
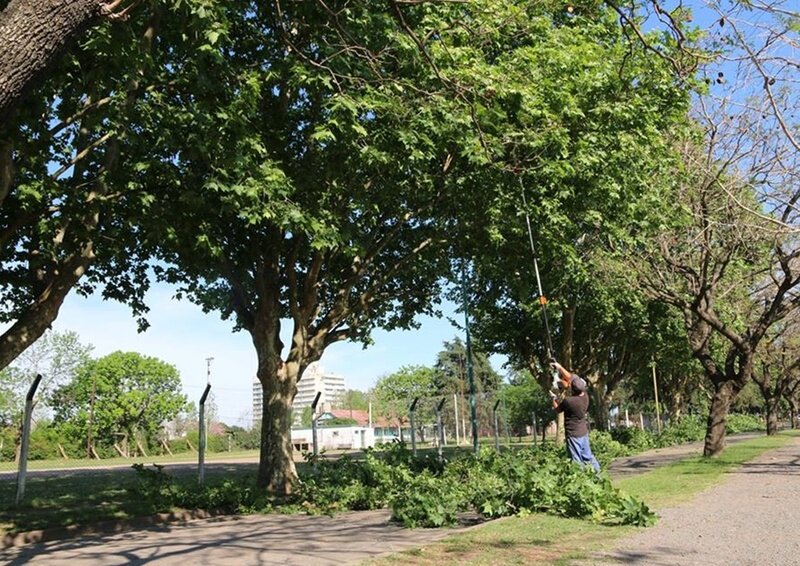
[252,380,263,423]
[251,362,346,425]
[293,362,346,415]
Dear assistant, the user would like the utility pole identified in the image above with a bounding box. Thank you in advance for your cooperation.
[87,374,96,459]
[652,359,662,434]
[461,264,478,454]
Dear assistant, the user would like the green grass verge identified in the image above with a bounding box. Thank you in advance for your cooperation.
[0,449,261,474]
[366,431,799,566]
[0,463,256,534]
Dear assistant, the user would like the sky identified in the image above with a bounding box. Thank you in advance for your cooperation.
[49,283,505,428]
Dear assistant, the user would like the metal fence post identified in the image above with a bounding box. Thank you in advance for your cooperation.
[198,383,211,485]
[436,398,446,463]
[493,400,501,452]
[409,398,419,457]
[15,374,42,506]
[311,392,321,456]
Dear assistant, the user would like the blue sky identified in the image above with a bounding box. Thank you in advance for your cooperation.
[50,283,503,427]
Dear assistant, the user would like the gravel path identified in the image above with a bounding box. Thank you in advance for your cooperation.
[581,435,800,566]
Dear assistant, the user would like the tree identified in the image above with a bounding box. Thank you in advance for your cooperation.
[614,0,800,456]
[633,134,796,455]
[336,389,369,412]
[372,365,438,429]
[499,370,553,438]
[441,0,690,429]
[136,1,570,494]
[433,337,501,395]
[0,329,92,424]
[0,1,231,373]
[50,351,186,454]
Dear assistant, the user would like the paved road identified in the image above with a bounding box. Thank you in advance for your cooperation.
[580,435,800,565]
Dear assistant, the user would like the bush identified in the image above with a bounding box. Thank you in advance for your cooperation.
[725,413,763,434]
[655,415,705,447]
[610,426,657,451]
[589,431,631,468]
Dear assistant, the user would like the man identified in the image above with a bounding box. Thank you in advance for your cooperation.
[550,360,600,472]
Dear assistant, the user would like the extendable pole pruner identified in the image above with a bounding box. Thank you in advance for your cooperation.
[520,185,555,361]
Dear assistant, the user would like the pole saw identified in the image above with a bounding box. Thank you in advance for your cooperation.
[520,183,563,393]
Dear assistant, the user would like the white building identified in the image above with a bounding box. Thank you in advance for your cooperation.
[252,380,263,423]
[292,362,346,415]
[291,426,375,451]
[252,362,346,425]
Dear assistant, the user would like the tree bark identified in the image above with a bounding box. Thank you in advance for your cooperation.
[0,0,110,124]
[703,380,738,456]
[0,243,94,370]
[256,361,299,495]
[765,397,780,436]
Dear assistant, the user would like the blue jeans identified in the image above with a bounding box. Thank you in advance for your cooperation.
[566,434,600,472]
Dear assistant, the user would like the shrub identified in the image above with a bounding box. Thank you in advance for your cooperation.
[610,426,656,451]
[589,431,630,468]
[656,415,705,447]
[726,413,763,434]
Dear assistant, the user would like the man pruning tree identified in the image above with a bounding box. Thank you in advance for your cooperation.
[550,360,600,472]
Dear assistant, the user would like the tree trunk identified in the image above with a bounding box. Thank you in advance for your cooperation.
[765,397,780,436]
[590,389,611,432]
[703,380,738,456]
[0,0,109,123]
[0,244,94,370]
[256,362,299,495]
[668,385,684,421]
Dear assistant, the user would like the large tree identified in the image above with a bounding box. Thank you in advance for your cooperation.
[450,1,690,427]
[0,2,230,371]
[50,351,186,454]
[131,1,675,493]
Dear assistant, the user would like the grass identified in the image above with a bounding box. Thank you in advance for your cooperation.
[366,430,799,566]
[0,449,261,474]
[0,462,259,534]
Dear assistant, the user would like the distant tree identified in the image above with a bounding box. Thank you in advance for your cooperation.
[433,338,501,395]
[499,370,553,438]
[50,351,186,455]
[336,389,369,412]
[372,366,438,428]
[0,329,92,424]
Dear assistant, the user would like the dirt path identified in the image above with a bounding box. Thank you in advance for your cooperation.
[580,434,800,566]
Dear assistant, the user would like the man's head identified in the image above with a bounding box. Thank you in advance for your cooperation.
[570,375,587,394]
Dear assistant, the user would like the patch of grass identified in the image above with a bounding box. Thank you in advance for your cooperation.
[366,431,797,566]
[364,514,630,566]
[0,449,261,474]
[0,462,269,534]
[615,432,794,509]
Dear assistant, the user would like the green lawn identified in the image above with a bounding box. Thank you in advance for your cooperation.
[0,449,260,474]
[366,431,799,566]
[0,462,259,534]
